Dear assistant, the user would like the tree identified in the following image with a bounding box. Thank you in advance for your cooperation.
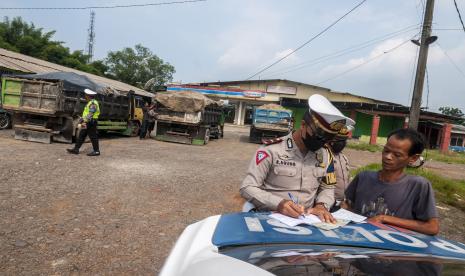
[0,17,104,76]
[0,17,176,89]
[439,107,465,125]
[104,44,175,90]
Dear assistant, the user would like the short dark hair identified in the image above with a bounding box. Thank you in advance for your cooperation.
[387,128,425,156]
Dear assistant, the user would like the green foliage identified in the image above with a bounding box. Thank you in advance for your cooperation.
[104,44,175,89]
[0,17,96,75]
[352,163,465,212]
[0,17,175,88]
[439,106,465,125]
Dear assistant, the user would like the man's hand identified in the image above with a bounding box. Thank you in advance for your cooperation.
[367,215,385,224]
[277,200,304,218]
[307,204,336,223]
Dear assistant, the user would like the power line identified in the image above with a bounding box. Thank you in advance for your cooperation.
[0,0,206,10]
[436,42,465,80]
[408,40,421,105]
[425,66,430,109]
[315,37,413,85]
[434,28,465,31]
[245,0,368,80]
[263,24,420,78]
[453,0,465,34]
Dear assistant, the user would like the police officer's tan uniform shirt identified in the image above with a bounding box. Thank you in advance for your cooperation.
[333,153,350,201]
[240,133,335,211]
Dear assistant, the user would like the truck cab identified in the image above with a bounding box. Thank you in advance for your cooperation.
[249,106,293,143]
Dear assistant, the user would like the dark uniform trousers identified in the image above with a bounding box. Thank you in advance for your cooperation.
[140,119,149,139]
[75,119,99,152]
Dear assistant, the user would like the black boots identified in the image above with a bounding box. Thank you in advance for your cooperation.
[67,148,100,156]
[87,151,100,156]
[67,148,79,154]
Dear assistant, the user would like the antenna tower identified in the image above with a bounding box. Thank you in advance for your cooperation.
[86,11,96,63]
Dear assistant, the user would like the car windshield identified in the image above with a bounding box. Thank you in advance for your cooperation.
[219,244,465,276]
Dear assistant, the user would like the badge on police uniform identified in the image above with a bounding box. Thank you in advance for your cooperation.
[256,150,269,165]
[286,138,293,149]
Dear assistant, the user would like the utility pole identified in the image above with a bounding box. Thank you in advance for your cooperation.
[86,11,96,63]
[408,0,436,129]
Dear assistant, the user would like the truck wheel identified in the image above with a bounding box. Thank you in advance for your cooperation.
[204,128,210,144]
[129,121,140,137]
[0,113,11,129]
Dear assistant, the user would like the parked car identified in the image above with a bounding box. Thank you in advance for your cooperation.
[160,212,465,276]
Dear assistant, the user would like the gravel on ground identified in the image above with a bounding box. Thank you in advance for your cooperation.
[0,125,464,275]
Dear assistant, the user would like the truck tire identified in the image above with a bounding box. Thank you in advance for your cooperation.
[249,126,261,143]
[128,120,140,137]
[0,113,11,129]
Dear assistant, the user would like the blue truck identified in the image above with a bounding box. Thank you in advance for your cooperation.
[249,105,293,143]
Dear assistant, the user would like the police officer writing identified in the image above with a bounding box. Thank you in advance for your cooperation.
[67,88,101,156]
[240,94,355,222]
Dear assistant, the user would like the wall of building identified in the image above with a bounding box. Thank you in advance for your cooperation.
[210,80,382,104]
[282,106,404,145]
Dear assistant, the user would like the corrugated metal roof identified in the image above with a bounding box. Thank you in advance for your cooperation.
[193,79,402,106]
[0,48,154,97]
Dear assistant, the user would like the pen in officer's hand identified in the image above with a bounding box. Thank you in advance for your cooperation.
[288,192,299,205]
[288,192,304,217]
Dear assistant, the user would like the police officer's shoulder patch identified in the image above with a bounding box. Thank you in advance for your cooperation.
[262,137,283,146]
[256,150,269,165]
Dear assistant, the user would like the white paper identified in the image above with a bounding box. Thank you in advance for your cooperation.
[335,254,369,259]
[271,251,324,257]
[269,213,321,227]
[331,208,367,223]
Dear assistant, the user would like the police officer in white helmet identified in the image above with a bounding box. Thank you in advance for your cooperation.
[240,94,355,222]
[67,88,101,156]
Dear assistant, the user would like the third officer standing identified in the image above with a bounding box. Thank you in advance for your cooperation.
[67,88,101,156]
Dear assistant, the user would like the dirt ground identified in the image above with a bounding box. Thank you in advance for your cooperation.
[1,125,464,275]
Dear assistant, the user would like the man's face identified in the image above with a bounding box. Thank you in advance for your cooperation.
[382,135,418,171]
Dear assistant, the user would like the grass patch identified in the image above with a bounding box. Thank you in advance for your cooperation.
[346,141,383,152]
[352,163,465,212]
[425,150,465,165]
[347,141,465,165]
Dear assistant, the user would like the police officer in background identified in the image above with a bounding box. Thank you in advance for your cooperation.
[240,94,355,222]
[67,88,101,156]
[328,126,353,211]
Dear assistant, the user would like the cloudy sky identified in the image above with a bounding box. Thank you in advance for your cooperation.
[2,0,465,111]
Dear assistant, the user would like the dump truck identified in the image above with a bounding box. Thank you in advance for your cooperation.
[249,104,293,143]
[153,91,224,145]
[0,72,153,143]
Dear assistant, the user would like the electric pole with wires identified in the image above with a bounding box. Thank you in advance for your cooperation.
[408,0,437,129]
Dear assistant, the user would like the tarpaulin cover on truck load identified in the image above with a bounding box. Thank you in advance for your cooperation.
[9,72,122,96]
[258,103,290,111]
[155,90,221,113]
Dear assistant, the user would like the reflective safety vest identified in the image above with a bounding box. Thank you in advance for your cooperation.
[82,99,100,121]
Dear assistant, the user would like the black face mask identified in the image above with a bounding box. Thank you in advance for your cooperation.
[330,140,347,154]
[301,127,325,152]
